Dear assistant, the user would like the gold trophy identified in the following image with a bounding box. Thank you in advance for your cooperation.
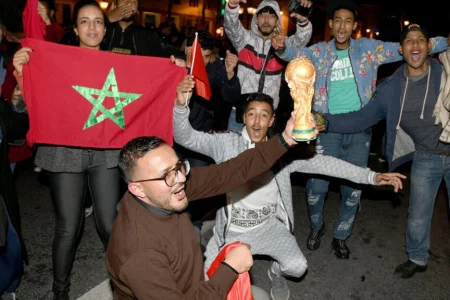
[285,57,317,141]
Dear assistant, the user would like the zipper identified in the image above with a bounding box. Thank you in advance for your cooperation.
[120,29,125,46]
[347,49,363,107]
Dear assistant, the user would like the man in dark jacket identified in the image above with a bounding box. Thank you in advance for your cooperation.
[322,25,449,279]
[0,91,28,297]
[106,0,181,57]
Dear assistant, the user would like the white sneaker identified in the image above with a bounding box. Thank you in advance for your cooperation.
[2,292,16,300]
[267,267,290,300]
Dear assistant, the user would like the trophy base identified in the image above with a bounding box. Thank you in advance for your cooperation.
[292,127,317,142]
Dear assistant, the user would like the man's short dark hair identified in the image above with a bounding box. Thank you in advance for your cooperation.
[243,93,275,115]
[326,0,357,21]
[119,136,167,183]
[186,29,214,51]
[257,6,277,18]
[40,0,57,12]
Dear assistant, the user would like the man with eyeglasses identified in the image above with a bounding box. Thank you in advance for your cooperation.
[105,100,300,298]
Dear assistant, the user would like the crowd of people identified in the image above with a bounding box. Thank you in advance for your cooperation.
[0,0,449,299]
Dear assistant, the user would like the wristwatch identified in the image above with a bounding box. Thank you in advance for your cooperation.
[277,133,294,149]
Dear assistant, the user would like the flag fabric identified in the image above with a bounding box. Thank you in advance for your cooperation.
[190,34,211,100]
[207,241,253,300]
[20,38,186,149]
[22,0,47,40]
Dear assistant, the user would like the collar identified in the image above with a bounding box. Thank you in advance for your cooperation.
[131,194,173,216]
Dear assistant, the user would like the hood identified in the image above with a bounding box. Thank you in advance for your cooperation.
[251,0,282,36]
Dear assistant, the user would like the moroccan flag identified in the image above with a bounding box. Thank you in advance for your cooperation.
[207,241,253,300]
[23,0,47,40]
[190,33,211,100]
[20,38,186,148]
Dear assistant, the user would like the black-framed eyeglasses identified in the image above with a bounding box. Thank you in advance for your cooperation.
[131,159,190,187]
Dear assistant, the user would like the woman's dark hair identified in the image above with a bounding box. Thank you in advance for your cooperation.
[58,0,108,48]
[72,0,103,27]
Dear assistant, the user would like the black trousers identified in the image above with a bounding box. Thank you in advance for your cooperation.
[48,150,121,293]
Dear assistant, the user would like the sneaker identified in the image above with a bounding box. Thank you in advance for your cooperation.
[53,291,69,300]
[267,267,290,300]
[306,224,326,250]
[394,260,427,279]
[1,292,16,300]
[84,206,93,218]
[331,238,350,259]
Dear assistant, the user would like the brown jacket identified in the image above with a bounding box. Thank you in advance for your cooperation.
[106,136,288,299]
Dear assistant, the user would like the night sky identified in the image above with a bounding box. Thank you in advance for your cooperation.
[355,0,450,37]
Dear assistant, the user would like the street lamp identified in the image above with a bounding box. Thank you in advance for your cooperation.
[404,20,410,26]
[99,1,109,10]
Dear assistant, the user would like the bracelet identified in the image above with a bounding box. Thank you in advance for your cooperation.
[297,20,309,27]
[277,133,293,149]
[221,261,239,275]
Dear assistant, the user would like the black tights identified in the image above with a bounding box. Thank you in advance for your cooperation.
[48,151,121,293]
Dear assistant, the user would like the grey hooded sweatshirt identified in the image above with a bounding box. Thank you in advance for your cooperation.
[224,0,312,109]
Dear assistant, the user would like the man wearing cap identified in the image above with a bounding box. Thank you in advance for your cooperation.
[224,0,313,131]
[272,0,450,260]
[321,24,450,278]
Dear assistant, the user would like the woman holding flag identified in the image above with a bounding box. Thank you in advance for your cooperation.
[13,1,121,299]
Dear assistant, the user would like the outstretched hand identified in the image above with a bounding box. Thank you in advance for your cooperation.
[375,173,407,192]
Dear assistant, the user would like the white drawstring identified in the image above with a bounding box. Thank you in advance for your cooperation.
[396,65,431,130]
[419,66,431,119]
[396,77,409,131]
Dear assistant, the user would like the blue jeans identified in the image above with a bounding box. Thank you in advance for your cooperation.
[407,152,450,264]
[306,130,371,240]
[227,108,245,132]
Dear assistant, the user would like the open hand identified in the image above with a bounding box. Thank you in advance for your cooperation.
[375,173,407,192]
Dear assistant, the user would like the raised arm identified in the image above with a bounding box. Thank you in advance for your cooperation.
[224,0,251,52]
[284,0,313,49]
[173,76,230,162]
[272,27,313,62]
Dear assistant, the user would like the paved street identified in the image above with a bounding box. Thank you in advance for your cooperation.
[12,157,450,300]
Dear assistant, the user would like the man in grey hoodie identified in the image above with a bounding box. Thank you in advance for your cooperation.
[173,75,406,300]
[224,0,313,131]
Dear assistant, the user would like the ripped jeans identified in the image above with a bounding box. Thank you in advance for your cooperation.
[306,130,371,240]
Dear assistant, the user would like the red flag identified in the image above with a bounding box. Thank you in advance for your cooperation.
[22,0,47,40]
[207,241,254,300]
[20,38,186,148]
[190,33,211,100]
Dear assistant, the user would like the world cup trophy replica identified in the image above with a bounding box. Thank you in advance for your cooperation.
[285,57,317,141]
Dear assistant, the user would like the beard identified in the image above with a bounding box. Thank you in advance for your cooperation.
[259,25,275,37]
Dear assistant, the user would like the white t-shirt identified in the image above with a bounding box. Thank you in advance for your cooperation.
[228,170,281,233]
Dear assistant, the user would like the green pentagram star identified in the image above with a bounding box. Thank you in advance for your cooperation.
[72,68,142,130]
